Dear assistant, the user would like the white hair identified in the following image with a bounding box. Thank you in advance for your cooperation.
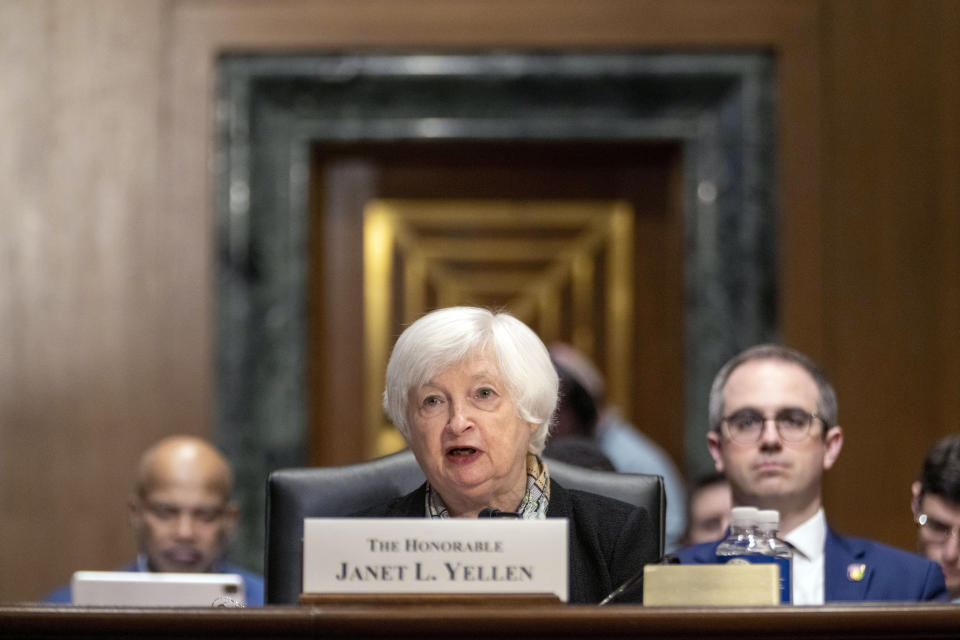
[382,307,558,455]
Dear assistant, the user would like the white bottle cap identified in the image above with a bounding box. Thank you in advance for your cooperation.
[730,506,759,525]
[756,509,780,526]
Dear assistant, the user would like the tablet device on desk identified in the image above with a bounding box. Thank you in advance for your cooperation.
[70,571,245,607]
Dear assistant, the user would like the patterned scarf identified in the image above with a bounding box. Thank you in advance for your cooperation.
[425,453,550,519]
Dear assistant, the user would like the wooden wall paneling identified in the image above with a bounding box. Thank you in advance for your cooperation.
[172,0,824,545]
[774,3,825,357]
[173,0,818,50]
[936,2,960,442]
[0,0,830,600]
[629,149,687,472]
[308,160,376,466]
[171,0,822,461]
[0,0,184,601]
[820,0,954,550]
[0,1,60,604]
[10,0,957,606]
[0,0,823,600]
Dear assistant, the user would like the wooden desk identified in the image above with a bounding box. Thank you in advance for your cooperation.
[2,603,959,639]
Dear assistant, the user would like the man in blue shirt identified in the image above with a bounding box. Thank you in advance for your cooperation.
[45,435,263,605]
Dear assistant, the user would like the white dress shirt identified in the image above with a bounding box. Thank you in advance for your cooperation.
[783,508,827,605]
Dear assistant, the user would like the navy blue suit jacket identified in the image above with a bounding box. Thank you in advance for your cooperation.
[42,561,264,606]
[675,527,946,602]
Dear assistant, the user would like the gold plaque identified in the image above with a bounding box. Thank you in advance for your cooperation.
[642,564,781,606]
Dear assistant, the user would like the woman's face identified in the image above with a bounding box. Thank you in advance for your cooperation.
[406,350,537,517]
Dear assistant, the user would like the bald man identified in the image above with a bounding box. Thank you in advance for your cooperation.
[44,436,264,605]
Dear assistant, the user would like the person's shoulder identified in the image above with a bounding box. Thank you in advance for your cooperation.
[596,419,683,480]
[832,532,938,569]
[40,560,139,604]
[827,530,946,600]
[222,562,264,584]
[352,483,427,517]
[674,540,720,563]
[41,584,72,604]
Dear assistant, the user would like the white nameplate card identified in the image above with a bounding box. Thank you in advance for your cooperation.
[303,518,569,601]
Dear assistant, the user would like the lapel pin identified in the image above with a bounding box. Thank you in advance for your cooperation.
[846,563,866,581]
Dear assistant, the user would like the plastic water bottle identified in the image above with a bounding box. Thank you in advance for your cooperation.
[715,506,790,605]
[715,506,759,557]
[756,509,793,604]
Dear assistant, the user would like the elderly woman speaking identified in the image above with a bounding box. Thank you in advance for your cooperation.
[363,306,657,603]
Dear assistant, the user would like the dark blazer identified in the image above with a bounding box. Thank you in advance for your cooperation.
[357,479,658,604]
[675,527,947,602]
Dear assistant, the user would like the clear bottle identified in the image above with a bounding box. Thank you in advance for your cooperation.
[715,506,759,557]
[756,509,793,604]
[715,506,788,604]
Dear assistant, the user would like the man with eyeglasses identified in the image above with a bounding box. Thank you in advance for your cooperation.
[912,434,960,601]
[677,345,945,603]
[44,435,264,605]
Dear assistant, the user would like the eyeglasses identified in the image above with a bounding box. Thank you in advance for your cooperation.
[720,408,823,444]
[915,512,960,544]
[144,501,227,524]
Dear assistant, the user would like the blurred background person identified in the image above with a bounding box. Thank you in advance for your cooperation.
[548,342,687,551]
[683,473,732,546]
[912,434,960,602]
[363,306,659,603]
[543,438,617,472]
[543,357,617,471]
[45,436,264,605]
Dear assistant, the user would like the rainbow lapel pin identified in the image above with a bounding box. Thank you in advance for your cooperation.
[846,563,867,582]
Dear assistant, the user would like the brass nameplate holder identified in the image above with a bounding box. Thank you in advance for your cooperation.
[642,564,780,606]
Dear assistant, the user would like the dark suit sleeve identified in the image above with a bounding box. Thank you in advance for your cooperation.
[919,559,949,601]
[559,485,659,604]
[606,504,658,603]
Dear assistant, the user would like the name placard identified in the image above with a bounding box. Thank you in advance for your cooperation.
[303,518,569,602]
[642,564,780,606]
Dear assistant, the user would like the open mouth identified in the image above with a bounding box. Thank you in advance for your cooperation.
[446,447,478,457]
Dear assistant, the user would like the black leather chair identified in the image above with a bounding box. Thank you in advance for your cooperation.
[264,449,665,604]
